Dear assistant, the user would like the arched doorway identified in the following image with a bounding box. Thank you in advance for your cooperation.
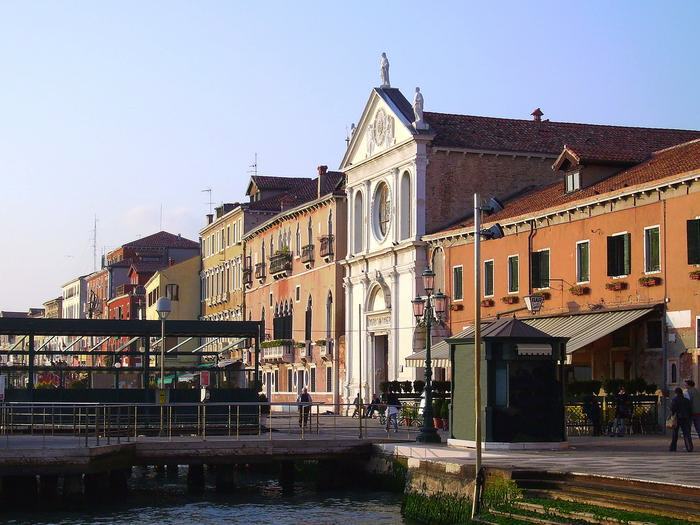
[366,284,390,395]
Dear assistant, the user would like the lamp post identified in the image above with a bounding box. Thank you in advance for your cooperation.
[412,267,447,444]
[155,297,172,390]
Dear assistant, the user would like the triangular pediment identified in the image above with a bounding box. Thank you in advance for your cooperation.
[340,88,417,169]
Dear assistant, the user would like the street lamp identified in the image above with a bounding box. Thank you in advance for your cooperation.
[155,297,172,390]
[412,268,446,443]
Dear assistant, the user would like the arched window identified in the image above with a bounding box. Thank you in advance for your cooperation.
[261,241,265,264]
[269,236,274,256]
[354,191,364,252]
[326,291,333,339]
[307,217,313,245]
[305,295,313,341]
[328,210,333,237]
[432,248,445,293]
[400,171,411,240]
[373,181,391,239]
[295,224,300,256]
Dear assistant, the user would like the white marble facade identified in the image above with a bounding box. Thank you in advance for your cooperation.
[340,86,432,404]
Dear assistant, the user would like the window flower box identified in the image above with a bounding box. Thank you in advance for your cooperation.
[450,303,464,311]
[638,276,661,287]
[501,296,518,305]
[690,270,700,280]
[532,291,551,300]
[569,285,589,296]
[605,281,627,291]
[481,299,495,307]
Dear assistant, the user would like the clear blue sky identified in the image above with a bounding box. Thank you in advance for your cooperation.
[1,1,698,310]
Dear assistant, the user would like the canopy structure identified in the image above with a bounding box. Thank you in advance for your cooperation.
[405,307,656,368]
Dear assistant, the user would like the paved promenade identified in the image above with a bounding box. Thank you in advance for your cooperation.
[378,435,700,488]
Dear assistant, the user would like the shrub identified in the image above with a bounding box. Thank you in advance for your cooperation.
[603,378,625,395]
[413,380,425,393]
[401,381,413,393]
[567,380,602,398]
[260,339,294,349]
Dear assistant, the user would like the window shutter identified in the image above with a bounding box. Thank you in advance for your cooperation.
[540,251,550,288]
[688,219,700,264]
[623,234,631,275]
[607,236,616,276]
[531,252,540,288]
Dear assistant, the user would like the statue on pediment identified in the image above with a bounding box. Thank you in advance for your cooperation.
[413,87,428,130]
[380,53,390,88]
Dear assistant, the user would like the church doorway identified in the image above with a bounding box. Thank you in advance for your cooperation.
[373,334,389,394]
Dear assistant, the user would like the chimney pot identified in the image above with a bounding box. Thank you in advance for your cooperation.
[206,213,214,225]
[317,165,328,198]
[531,108,544,122]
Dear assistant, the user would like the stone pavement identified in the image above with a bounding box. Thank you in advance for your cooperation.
[378,435,700,488]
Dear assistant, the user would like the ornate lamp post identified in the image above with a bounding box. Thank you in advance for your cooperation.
[155,297,172,390]
[412,267,447,444]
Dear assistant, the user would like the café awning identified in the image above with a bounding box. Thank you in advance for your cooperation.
[405,307,655,368]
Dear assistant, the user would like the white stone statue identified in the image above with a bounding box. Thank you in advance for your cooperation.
[380,52,390,88]
[413,87,428,130]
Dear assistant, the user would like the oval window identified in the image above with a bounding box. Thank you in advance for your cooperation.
[373,182,391,239]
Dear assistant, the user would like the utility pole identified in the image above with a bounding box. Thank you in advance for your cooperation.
[91,215,98,272]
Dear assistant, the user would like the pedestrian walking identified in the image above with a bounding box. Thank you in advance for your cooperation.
[669,387,694,452]
[582,392,602,436]
[612,386,630,437]
[351,393,361,418]
[684,379,700,439]
[385,393,401,433]
[297,387,312,428]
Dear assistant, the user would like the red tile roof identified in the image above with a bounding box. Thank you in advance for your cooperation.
[439,139,700,233]
[122,231,199,249]
[248,175,313,193]
[248,172,345,213]
[424,112,700,163]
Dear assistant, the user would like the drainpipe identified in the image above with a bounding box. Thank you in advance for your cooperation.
[527,220,537,294]
[661,197,669,428]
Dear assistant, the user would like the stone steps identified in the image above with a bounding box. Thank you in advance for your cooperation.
[511,470,700,523]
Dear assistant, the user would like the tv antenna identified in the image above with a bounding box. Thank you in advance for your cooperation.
[248,153,258,177]
[91,215,98,271]
[202,188,213,214]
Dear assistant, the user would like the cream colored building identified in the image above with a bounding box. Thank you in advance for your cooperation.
[145,255,201,372]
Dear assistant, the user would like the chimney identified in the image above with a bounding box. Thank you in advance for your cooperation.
[168,257,174,267]
[317,165,328,198]
[206,213,214,225]
[531,108,544,122]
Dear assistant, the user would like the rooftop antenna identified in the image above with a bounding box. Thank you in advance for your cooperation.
[91,215,98,272]
[248,153,258,177]
[202,188,213,214]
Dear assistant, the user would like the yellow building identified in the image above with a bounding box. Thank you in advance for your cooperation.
[144,255,201,378]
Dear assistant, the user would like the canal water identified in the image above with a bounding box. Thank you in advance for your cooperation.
[2,466,413,525]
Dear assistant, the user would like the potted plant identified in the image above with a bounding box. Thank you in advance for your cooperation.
[441,401,450,430]
[314,339,327,347]
[569,285,589,296]
[481,298,495,307]
[532,291,551,300]
[450,303,464,311]
[638,276,661,287]
[401,381,413,394]
[501,296,518,304]
[432,399,444,429]
[690,270,700,280]
[605,281,627,291]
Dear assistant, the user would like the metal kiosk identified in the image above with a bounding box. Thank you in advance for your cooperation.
[449,318,568,447]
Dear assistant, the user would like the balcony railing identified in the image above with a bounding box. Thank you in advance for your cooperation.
[242,267,252,286]
[269,252,292,277]
[301,244,315,265]
[261,340,294,363]
[320,235,334,258]
[254,262,266,280]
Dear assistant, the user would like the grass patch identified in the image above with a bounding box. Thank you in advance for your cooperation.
[402,492,472,525]
[521,496,696,525]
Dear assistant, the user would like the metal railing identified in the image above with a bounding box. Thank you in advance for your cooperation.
[565,396,661,436]
[0,401,434,447]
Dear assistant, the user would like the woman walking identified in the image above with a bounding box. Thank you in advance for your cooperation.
[670,387,694,452]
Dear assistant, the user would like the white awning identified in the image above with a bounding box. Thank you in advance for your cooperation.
[405,307,655,368]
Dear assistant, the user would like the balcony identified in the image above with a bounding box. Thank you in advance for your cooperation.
[320,235,334,260]
[242,267,252,287]
[301,244,315,267]
[269,252,292,278]
[261,340,294,363]
[319,339,333,360]
[254,262,266,281]
[299,341,311,362]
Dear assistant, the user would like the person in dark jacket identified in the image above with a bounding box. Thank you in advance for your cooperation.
[582,393,602,436]
[670,387,694,452]
[297,387,312,428]
[612,386,631,437]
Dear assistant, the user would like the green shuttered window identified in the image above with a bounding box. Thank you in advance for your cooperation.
[484,260,494,297]
[607,233,631,277]
[508,256,519,293]
[531,250,550,289]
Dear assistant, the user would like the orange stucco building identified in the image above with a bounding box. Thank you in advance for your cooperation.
[421,139,700,391]
[244,167,347,407]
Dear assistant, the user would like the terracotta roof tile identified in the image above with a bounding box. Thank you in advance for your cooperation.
[249,175,313,191]
[122,231,199,250]
[424,112,700,163]
[442,139,700,232]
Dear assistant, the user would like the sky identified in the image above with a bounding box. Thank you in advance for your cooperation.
[1,1,699,311]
